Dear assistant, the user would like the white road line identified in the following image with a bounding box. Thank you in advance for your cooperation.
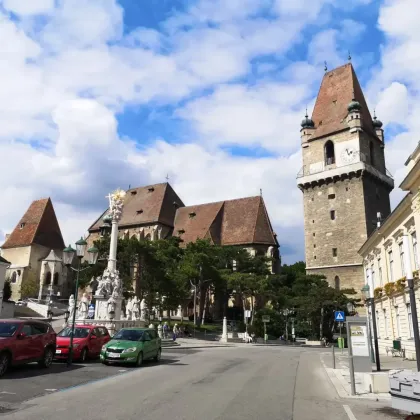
[343,405,357,420]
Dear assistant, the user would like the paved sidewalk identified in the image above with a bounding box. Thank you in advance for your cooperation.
[320,349,416,401]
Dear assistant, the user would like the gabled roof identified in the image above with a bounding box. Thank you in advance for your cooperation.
[1,198,65,250]
[310,63,375,140]
[89,183,185,231]
[173,196,277,247]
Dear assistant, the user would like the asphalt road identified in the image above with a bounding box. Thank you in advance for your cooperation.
[0,346,407,420]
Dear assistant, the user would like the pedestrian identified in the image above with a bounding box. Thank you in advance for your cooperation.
[163,322,168,339]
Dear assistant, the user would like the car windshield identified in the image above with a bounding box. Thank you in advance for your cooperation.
[112,329,143,342]
[58,327,90,338]
[0,323,19,337]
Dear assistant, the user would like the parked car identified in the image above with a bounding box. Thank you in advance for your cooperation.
[0,319,56,377]
[100,327,161,366]
[55,325,110,362]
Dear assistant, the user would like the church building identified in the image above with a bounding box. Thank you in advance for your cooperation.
[297,63,394,296]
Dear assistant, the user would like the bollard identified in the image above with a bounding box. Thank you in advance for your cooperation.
[332,345,336,369]
[348,355,356,396]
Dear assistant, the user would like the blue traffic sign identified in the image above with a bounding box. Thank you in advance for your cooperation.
[334,311,345,322]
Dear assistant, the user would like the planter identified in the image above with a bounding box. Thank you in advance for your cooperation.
[384,282,395,297]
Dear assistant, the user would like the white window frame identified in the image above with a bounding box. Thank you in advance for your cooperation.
[412,231,419,270]
[388,250,394,282]
[378,258,383,286]
[399,242,406,277]
[371,265,375,288]
[395,306,401,338]
[407,304,414,339]
[383,309,388,338]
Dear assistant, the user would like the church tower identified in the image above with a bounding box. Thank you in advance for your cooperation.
[297,63,393,294]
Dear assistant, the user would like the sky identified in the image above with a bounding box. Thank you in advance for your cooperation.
[0,0,418,264]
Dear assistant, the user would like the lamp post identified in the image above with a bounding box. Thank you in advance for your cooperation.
[361,284,375,363]
[403,234,420,371]
[361,283,380,371]
[63,238,99,367]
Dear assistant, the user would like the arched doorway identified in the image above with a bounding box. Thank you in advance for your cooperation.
[325,140,335,165]
[334,276,340,290]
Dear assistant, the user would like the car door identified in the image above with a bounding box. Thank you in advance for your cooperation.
[29,323,47,359]
[142,331,153,359]
[88,328,102,356]
[99,327,110,346]
[13,324,34,362]
[148,329,159,356]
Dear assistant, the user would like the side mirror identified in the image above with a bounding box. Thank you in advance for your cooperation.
[17,332,26,339]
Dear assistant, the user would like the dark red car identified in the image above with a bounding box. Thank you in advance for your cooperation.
[55,325,110,362]
[0,319,56,377]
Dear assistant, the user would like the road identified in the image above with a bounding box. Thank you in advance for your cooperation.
[0,346,406,420]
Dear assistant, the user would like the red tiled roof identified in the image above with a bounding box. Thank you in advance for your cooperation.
[1,198,65,250]
[89,183,185,231]
[174,196,277,247]
[311,63,375,140]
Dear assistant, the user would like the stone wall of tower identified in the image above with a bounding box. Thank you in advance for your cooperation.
[359,131,386,173]
[303,174,368,269]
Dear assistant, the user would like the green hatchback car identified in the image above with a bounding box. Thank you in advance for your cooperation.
[100,327,161,366]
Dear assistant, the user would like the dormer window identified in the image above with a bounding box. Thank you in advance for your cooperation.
[131,191,137,195]
[178,229,185,235]
[189,212,196,218]
[148,187,154,193]
[20,223,25,229]
[136,210,143,215]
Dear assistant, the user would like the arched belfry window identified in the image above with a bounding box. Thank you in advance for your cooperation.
[369,141,374,166]
[45,272,52,285]
[53,272,59,286]
[325,141,335,165]
[334,276,340,290]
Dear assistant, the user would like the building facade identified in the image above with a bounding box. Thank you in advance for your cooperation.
[0,256,10,315]
[359,142,420,360]
[0,198,69,301]
[297,63,394,296]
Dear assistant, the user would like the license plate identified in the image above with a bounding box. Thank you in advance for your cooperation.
[56,350,62,354]
[107,352,120,358]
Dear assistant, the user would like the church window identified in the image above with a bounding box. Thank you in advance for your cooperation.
[370,141,375,166]
[312,220,315,223]
[330,210,336,220]
[313,244,316,248]
[332,248,337,257]
[313,233,315,236]
[334,276,340,290]
[324,141,335,165]
[45,272,52,285]
[328,193,335,199]
[53,272,59,285]
[314,256,317,260]
[11,271,17,283]
[20,223,25,229]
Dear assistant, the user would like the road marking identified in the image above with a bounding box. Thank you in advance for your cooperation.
[343,405,357,420]
[45,389,58,392]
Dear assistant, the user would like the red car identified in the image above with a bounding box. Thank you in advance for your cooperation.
[55,325,110,362]
[0,319,56,377]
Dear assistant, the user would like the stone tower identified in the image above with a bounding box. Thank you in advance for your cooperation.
[297,63,394,293]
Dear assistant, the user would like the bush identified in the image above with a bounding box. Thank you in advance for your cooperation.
[3,281,11,302]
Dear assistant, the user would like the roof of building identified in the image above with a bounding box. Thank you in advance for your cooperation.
[89,183,185,231]
[173,196,278,247]
[0,255,10,265]
[310,63,375,140]
[1,198,65,250]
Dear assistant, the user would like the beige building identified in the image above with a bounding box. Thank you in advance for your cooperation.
[0,255,10,312]
[0,198,69,301]
[297,63,394,297]
[359,142,420,360]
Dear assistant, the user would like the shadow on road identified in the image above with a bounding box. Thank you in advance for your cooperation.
[2,362,84,379]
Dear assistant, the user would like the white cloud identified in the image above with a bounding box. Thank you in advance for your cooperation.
[2,0,55,16]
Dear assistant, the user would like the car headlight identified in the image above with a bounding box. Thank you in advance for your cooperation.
[122,347,137,353]
[101,345,107,352]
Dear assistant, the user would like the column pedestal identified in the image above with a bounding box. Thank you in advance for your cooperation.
[94,295,123,321]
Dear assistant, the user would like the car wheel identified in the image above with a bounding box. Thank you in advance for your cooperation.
[135,352,143,367]
[0,353,10,377]
[80,348,88,363]
[154,348,161,362]
[102,360,109,366]
[39,348,54,368]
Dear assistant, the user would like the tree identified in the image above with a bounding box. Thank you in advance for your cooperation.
[3,281,11,302]
[20,273,39,299]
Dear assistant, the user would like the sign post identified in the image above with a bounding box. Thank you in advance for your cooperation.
[262,315,270,344]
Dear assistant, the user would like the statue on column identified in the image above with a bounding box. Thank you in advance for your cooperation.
[107,289,119,319]
[132,296,140,320]
[140,298,147,321]
[68,295,75,321]
[77,293,89,319]
[125,297,133,320]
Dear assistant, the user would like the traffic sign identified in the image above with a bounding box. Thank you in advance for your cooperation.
[262,315,270,323]
[334,311,345,322]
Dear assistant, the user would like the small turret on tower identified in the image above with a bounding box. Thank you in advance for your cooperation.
[346,92,362,132]
[373,110,384,146]
[300,110,315,147]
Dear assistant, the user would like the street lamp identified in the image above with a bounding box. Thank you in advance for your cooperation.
[361,284,380,371]
[63,238,99,366]
[100,214,112,237]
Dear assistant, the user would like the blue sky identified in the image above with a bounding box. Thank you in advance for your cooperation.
[0,0,418,264]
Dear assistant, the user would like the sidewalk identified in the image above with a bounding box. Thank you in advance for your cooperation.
[320,350,416,400]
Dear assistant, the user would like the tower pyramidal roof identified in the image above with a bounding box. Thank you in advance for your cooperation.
[310,63,375,140]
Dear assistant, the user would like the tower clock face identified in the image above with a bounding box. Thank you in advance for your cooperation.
[340,147,357,164]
